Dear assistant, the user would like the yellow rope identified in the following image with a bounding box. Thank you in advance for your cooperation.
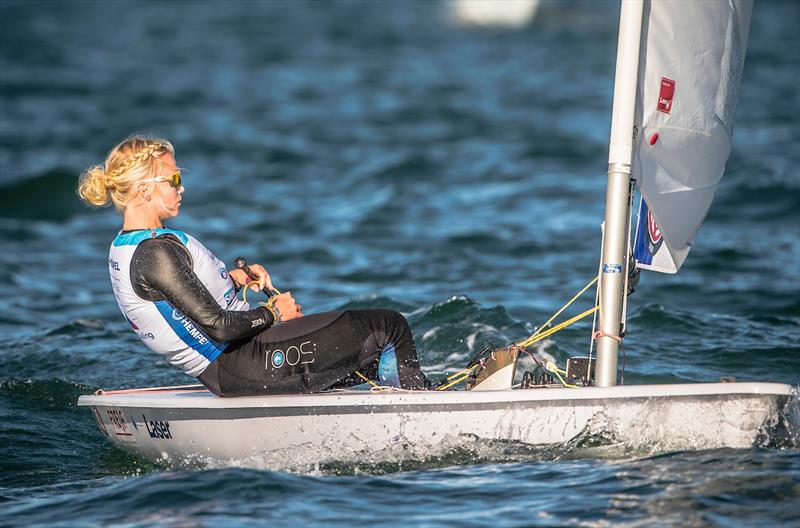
[528,276,597,340]
[545,361,578,388]
[354,370,379,387]
[436,371,473,391]
[242,281,283,303]
[445,364,479,381]
[516,306,598,349]
[242,281,260,303]
[546,361,568,376]
[435,365,481,391]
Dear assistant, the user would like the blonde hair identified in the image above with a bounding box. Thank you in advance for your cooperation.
[77,135,175,210]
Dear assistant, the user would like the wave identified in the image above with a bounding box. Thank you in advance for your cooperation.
[261,146,310,165]
[42,318,107,337]
[604,304,799,384]
[0,168,85,221]
[336,294,416,313]
[407,295,528,367]
[712,169,800,224]
[5,446,800,527]
[0,378,97,410]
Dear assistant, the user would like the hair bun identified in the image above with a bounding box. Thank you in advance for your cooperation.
[77,165,112,207]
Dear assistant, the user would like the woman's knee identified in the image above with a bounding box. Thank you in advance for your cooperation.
[348,309,409,330]
[374,309,408,324]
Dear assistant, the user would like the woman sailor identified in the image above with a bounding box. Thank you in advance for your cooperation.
[78,135,429,396]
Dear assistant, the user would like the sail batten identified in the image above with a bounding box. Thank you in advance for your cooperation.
[632,0,753,274]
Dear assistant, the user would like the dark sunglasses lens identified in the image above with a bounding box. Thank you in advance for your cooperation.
[171,171,182,188]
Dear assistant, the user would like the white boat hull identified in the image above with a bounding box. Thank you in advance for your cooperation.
[78,382,794,469]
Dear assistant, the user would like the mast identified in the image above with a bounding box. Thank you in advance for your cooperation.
[595,0,644,387]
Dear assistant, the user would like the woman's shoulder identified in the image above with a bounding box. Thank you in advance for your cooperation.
[111,228,191,248]
[135,233,191,266]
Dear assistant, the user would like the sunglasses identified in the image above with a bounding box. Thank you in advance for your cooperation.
[140,169,183,189]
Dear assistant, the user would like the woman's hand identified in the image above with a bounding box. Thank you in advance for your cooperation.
[230,264,274,292]
[272,292,303,321]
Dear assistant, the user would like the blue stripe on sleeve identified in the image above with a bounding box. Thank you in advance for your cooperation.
[154,300,228,362]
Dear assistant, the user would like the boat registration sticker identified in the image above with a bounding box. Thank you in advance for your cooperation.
[657,77,676,114]
[106,408,135,441]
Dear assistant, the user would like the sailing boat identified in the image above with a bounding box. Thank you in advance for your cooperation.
[78,0,792,468]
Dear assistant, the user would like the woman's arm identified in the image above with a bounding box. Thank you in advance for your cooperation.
[131,235,273,342]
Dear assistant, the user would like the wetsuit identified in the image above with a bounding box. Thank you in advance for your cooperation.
[108,228,427,396]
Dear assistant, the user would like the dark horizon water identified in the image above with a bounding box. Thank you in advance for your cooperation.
[1,0,798,526]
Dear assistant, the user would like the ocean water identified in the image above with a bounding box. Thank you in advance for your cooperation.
[1,1,798,526]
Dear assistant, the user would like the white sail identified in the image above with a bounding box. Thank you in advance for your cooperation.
[632,0,753,273]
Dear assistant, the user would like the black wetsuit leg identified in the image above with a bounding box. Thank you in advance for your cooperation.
[199,309,427,396]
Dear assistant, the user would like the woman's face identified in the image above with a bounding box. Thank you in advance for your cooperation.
[150,152,184,219]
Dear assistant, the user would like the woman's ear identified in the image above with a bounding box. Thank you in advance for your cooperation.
[138,183,152,202]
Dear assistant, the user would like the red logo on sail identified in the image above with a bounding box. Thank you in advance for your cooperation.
[657,77,675,114]
[646,209,663,255]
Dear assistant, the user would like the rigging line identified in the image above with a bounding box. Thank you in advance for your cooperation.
[589,272,600,360]
[589,232,604,360]
[545,361,578,388]
[436,372,472,391]
[96,384,205,395]
[545,361,567,376]
[620,178,636,333]
[370,385,412,393]
[514,275,598,350]
[241,281,259,303]
[354,370,379,388]
[444,364,480,381]
[242,281,284,303]
[516,306,599,349]
[530,276,598,339]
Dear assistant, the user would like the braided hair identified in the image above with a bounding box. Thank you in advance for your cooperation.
[77,135,175,210]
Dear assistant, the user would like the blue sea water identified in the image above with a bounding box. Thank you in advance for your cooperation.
[1,0,798,526]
